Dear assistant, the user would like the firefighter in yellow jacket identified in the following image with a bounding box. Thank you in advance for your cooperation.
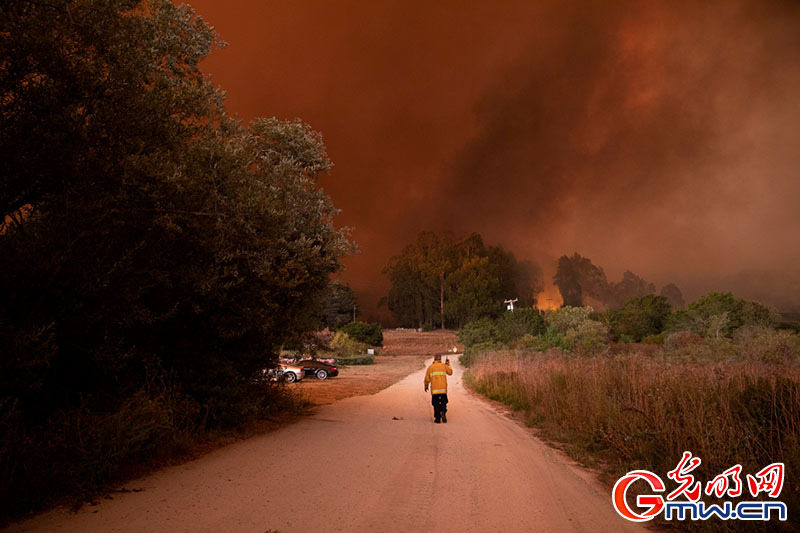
[424,354,453,423]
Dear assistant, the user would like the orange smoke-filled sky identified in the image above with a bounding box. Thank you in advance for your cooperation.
[188,0,800,315]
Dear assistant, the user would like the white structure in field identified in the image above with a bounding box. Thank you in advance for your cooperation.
[504,298,518,311]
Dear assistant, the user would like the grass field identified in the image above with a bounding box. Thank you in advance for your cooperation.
[466,348,800,530]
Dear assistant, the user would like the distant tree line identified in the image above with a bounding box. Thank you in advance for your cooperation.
[554,252,685,309]
[0,0,351,517]
[382,232,542,328]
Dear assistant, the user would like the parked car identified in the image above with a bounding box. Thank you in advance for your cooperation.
[295,359,338,380]
[263,364,305,383]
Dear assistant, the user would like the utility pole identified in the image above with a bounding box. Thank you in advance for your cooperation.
[504,298,518,312]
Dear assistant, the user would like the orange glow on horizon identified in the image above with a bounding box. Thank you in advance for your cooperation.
[536,284,563,311]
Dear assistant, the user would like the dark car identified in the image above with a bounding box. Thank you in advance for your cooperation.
[295,359,338,380]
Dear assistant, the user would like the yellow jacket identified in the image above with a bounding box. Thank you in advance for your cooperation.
[424,361,453,395]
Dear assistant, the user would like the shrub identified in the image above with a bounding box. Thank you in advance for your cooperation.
[563,319,609,354]
[460,341,501,367]
[663,330,704,351]
[608,294,671,342]
[734,326,800,364]
[458,318,499,347]
[495,309,546,344]
[740,300,782,329]
[537,327,571,351]
[330,331,369,355]
[544,306,594,335]
[333,354,375,366]
[512,334,541,350]
[641,332,667,345]
[339,321,383,346]
[666,292,781,339]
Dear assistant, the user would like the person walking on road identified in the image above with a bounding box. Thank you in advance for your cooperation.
[424,354,453,423]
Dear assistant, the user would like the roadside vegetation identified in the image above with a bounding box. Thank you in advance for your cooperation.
[0,1,352,521]
[461,293,800,530]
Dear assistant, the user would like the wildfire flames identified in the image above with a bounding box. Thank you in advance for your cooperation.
[536,285,563,311]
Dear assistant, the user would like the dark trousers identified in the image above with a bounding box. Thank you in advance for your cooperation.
[432,393,448,419]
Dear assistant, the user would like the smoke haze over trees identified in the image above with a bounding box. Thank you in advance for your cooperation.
[553,253,683,311]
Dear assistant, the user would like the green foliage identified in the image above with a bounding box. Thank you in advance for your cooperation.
[563,320,609,353]
[339,321,383,346]
[666,292,781,339]
[0,0,351,519]
[459,307,607,354]
[734,327,800,364]
[333,354,375,366]
[495,309,546,343]
[458,318,499,347]
[383,231,542,328]
[330,331,370,355]
[531,327,570,351]
[641,332,667,345]
[545,306,594,334]
[608,294,671,342]
[321,281,356,330]
[445,256,506,324]
[459,341,502,368]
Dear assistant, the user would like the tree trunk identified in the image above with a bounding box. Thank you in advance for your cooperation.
[440,273,445,329]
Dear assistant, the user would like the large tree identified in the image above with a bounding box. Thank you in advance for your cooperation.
[553,253,608,307]
[0,0,351,434]
[384,232,540,328]
[321,281,357,329]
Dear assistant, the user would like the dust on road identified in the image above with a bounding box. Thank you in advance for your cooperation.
[8,353,642,532]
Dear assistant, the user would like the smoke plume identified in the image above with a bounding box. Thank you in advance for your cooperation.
[189,0,800,316]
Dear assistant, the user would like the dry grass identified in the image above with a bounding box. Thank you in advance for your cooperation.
[467,349,800,529]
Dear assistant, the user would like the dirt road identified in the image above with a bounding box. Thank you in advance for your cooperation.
[9,357,643,532]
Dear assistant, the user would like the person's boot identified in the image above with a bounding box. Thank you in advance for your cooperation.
[441,412,447,423]
[434,416,441,423]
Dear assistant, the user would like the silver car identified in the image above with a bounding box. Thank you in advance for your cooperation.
[263,364,305,383]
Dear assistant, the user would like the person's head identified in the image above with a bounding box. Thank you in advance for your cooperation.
[434,354,442,362]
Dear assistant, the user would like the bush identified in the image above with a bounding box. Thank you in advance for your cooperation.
[608,294,671,342]
[460,341,501,367]
[330,331,370,355]
[641,332,667,345]
[333,354,375,366]
[734,326,800,364]
[458,318,499,347]
[663,330,704,351]
[563,319,609,354]
[544,306,594,335]
[666,292,781,339]
[495,309,546,344]
[512,334,541,350]
[339,321,383,346]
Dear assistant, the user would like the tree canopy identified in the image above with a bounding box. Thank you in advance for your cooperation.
[1,1,352,514]
[553,252,681,311]
[383,232,542,328]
